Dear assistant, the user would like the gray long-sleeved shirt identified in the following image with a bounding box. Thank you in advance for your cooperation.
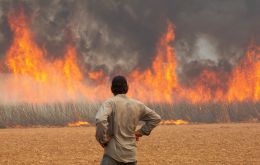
[95,94,161,163]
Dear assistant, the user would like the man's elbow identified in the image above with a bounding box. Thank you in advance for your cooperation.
[155,114,161,125]
[95,116,103,124]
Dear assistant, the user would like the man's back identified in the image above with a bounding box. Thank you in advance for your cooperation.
[96,94,161,163]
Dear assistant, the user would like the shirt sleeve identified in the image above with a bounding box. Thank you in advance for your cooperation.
[95,100,113,147]
[138,104,161,136]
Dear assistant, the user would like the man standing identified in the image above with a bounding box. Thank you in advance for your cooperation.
[95,75,161,165]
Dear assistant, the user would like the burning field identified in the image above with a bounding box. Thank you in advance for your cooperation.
[0,2,259,164]
[0,9,259,104]
[0,1,259,127]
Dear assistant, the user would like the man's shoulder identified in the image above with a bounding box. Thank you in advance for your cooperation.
[102,97,115,105]
[126,97,148,111]
[127,97,144,105]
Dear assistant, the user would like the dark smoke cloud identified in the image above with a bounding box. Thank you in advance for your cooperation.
[0,0,259,79]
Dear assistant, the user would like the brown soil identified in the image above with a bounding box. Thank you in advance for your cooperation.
[0,123,259,165]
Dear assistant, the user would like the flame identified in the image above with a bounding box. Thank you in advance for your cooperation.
[68,121,90,127]
[2,10,110,103]
[178,70,226,103]
[0,10,259,104]
[160,120,189,125]
[226,45,260,102]
[88,70,104,80]
[128,23,178,103]
[128,23,260,103]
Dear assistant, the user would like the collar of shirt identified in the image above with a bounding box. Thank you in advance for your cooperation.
[115,94,127,98]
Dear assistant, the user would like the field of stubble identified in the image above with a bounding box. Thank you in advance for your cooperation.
[0,123,259,165]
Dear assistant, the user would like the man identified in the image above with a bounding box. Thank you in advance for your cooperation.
[95,75,161,165]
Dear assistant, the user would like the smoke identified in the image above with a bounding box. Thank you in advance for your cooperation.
[0,0,259,79]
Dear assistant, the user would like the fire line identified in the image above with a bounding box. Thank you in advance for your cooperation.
[0,10,259,104]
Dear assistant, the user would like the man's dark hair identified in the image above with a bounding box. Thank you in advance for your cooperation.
[111,75,128,95]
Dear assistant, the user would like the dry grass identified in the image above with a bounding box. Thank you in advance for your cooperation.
[0,102,259,128]
[0,123,259,165]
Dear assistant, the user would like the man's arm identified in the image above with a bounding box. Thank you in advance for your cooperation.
[137,105,161,136]
[95,100,113,147]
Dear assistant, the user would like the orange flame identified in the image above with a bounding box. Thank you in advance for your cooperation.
[2,10,110,103]
[68,121,90,127]
[88,70,104,80]
[227,45,260,102]
[3,47,90,103]
[128,23,178,103]
[160,120,189,125]
[0,10,259,104]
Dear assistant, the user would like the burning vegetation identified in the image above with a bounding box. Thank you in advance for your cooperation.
[68,121,90,127]
[0,10,259,104]
[0,8,259,127]
[160,119,188,125]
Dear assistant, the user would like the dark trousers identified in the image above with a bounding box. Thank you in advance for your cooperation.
[101,155,137,165]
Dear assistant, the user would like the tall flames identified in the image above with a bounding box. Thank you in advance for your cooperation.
[127,23,178,103]
[227,45,260,102]
[0,11,259,104]
[1,11,110,103]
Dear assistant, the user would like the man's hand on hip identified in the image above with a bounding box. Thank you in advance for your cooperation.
[135,131,143,141]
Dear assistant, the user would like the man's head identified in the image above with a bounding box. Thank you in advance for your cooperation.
[111,75,128,95]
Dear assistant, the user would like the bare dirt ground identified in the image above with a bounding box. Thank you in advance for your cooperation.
[0,123,259,165]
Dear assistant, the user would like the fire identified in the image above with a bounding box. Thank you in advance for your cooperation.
[68,121,90,127]
[160,120,189,125]
[0,10,259,104]
[2,10,110,103]
[177,70,226,103]
[88,70,104,80]
[226,45,260,102]
[128,23,178,103]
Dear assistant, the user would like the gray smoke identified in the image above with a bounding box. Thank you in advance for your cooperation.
[0,0,259,80]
